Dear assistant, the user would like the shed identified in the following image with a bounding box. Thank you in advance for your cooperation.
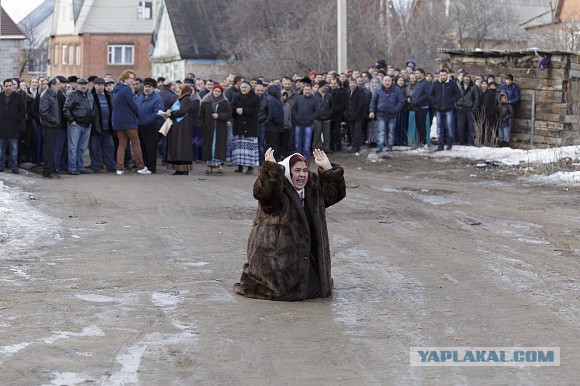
[438,49,579,149]
[149,0,233,81]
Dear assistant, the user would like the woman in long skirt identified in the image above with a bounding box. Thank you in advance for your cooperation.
[199,84,232,174]
[231,81,260,174]
[165,84,198,175]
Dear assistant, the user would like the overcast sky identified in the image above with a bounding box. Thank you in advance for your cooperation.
[2,0,43,23]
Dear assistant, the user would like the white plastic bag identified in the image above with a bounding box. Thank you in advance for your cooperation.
[158,118,173,136]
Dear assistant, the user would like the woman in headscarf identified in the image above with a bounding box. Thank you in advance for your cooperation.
[165,84,197,175]
[231,81,260,174]
[190,87,203,163]
[234,147,346,301]
[199,84,232,174]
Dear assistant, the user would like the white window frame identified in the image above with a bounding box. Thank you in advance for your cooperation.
[54,45,59,65]
[107,45,134,65]
[76,45,81,66]
[62,45,67,65]
[69,45,74,65]
[137,1,153,20]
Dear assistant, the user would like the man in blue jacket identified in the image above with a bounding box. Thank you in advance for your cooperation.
[137,77,164,173]
[112,69,150,175]
[369,75,404,152]
[429,69,462,151]
[499,74,521,106]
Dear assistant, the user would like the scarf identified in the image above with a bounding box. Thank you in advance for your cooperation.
[278,153,305,207]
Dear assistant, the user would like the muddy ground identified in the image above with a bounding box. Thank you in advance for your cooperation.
[1,148,579,385]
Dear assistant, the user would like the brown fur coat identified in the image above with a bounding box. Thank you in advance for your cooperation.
[233,161,346,301]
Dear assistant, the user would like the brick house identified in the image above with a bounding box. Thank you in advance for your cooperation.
[522,0,580,52]
[0,7,26,81]
[149,0,233,81]
[49,0,157,79]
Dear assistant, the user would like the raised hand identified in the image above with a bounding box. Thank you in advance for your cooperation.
[313,149,332,170]
[265,147,276,163]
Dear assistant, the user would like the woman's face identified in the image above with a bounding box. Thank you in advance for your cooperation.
[212,88,222,97]
[397,77,405,87]
[240,84,251,94]
[291,161,309,190]
[371,79,379,88]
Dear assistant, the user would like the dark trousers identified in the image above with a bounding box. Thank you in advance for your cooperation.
[42,127,57,177]
[265,131,281,159]
[139,129,160,173]
[349,120,363,151]
[330,119,342,151]
[278,129,291,158]
[258,124,266,164]
[415,107,429,145]
[89,131,116,171]
[457,109,475,145]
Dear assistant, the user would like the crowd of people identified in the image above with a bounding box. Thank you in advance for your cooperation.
[0,59,521,178]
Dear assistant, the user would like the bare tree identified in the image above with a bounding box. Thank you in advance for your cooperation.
[528,10,580,52]
[18,18,48,78]
[450,0,526,49]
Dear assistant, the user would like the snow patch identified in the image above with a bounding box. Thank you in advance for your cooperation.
[43,372,92,386]
[0,183,61,253]
[411,145,580,166]
[75,294,118,303]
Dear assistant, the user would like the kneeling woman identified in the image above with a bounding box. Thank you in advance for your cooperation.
[234,148,346,300]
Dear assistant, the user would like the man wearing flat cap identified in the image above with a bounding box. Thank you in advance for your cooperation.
[89,78,115,173]
[105,79,115,94]
[68,76,78,91]
[63,78,98,174]
[54,76,70,172]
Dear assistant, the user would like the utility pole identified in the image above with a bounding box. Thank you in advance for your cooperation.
[337,0,347,73]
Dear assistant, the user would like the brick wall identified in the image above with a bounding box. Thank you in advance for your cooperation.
[0,40,23,80]
[49,34,152,79]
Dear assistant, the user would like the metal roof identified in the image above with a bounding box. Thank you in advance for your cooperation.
[161,0,231,60]
[18,0,55,30]
[438,48,577,56]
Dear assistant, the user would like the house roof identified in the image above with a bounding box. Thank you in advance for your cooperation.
[518,0,560,28]
[438,48,577,56]
[1,7,25,38]
[163,0,230,60]
[18,0,55,30]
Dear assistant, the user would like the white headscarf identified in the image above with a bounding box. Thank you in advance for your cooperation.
[278,153,307,205]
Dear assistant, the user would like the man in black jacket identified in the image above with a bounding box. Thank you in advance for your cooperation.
[291,80,319,159]
[313,80,332,153]
[89,78,116,172]
[54,76,69,172]
[64,78,97,175]
[39,78,61,178]
[346,78,367,153]
[429,69,462,151]
[256,83,269,164]
[456,73,480,146]
[329,78,347,151]
[0,79,25,173]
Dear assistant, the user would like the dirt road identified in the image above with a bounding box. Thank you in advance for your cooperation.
[1,150,579,385]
